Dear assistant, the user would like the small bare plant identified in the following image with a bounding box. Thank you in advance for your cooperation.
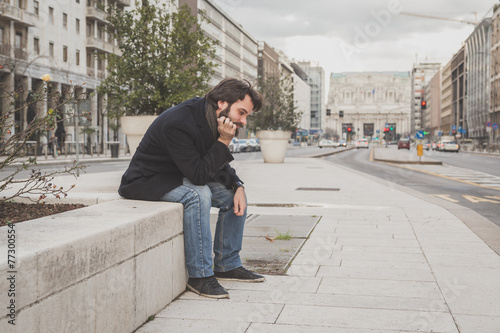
[0,75,88,203]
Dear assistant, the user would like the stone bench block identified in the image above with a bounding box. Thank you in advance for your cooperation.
[0,200,186,333]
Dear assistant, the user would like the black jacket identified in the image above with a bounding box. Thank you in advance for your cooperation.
[118,97,241,201]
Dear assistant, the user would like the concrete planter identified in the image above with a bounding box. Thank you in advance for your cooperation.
[256,130,292,163]
[121,115,157,156]
[0,200,186,333]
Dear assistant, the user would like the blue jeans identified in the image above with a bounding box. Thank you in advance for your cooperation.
[160,178,246,278]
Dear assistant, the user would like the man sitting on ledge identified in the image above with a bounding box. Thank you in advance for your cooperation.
[118,78,265,299]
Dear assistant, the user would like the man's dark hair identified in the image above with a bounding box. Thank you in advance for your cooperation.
[206,78,262,112]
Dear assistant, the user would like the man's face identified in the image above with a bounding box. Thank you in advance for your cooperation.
[217,95,254,134]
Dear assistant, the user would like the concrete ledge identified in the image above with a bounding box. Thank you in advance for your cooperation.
[0,200,186,333]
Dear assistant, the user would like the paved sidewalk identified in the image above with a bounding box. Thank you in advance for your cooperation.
[3,148,500,332]
[134,156,500,333]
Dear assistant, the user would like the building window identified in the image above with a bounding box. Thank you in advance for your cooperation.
[76,50,80,65]
[34,37,39,54]
[34,1,39,16]
[0,28,4,45]
[86,22,92,38]
[87,52,95,68]
[63,45,68,62]
[15,32,22,49]
[49,7,54,24]
[49,42,54,57]
[76,0,80,3]
[76,18,80,34]
[63,13,67,29]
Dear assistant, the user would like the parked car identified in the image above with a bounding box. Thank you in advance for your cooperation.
[397,138,410,150]
[239,139,252,152]
[248,139,260,151]
[318,139,337,148]
[431,142,437,150]
[442,141,460,152]
[356,138,369,149]
[424,141,431,150]
[338,140,347,147]
[228,138,241,153]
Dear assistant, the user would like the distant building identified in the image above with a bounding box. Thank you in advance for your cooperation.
[450,47,466,139]
[492,7,500,146]
[326,72,411,141]
[257,41,279,79]
[465,18,491,143]
[411,63,440,134]
[440,59,453,136]
[296,62,325,139]
[424,68,441,139]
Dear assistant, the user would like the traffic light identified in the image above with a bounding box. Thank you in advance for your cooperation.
[347,127,352,133]
[421,100,426,109]
[389,126,393,131]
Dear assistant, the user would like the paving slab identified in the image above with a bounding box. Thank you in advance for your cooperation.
[276,304,457,332]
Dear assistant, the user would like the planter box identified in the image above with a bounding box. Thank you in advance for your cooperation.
[0,200,186,333]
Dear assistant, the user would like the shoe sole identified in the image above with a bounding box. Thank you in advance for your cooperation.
[215,276,266,283]
[186,284,230,299]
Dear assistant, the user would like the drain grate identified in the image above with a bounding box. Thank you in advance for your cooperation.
[295,187,340,191]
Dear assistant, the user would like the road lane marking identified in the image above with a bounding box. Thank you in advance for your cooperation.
[430,194,459,203]
[383,163,500,191]
[462,195,500,204]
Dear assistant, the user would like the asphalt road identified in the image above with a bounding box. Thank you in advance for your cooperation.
[325,146,500,228]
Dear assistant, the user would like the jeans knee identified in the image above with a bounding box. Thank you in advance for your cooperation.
[186,185,212,208]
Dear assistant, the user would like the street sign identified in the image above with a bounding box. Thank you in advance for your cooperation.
[493,123,499,130]
[416,130,424,139]
[452,125,456,130]
[486,122,492,127]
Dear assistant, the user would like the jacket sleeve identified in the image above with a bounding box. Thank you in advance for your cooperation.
[213,164,242,190]
[160,120,234,185]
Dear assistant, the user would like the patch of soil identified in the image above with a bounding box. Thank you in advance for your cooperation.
[244,258,288,275]
[0,202,86,226]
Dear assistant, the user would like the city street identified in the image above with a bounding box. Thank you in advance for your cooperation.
[325,146,500,228]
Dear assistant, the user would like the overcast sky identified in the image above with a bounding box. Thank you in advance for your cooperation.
[212,0,495,77]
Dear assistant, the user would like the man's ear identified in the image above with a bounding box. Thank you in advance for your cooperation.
[217,100,228,111]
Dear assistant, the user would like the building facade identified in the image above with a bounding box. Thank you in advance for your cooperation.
[296,61,325,137]
[0,0,129,150]
[180,0,258,87]
[451,46,466,139]
[465,18,491,143]
[326,72,411,142]
[424,68,441,138]
[411,63,440,134]
[440,59,453,136]
[491,8,500,146]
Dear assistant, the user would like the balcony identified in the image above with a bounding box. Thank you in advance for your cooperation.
[14,48,27,60]
[86,37,115,54]
[116,0,131,6]
[0,44,11,56]
[86,6,107,23]
[0,2,37,27]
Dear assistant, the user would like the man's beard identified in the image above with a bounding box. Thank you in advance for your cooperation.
[218,106,242,137]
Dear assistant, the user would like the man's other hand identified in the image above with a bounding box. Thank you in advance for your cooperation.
[233,187,246,216]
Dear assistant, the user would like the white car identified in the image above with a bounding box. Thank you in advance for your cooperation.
[228,138,240,153]
[318,139,337,148]
[442,141,460,152]
[356,139,369,149]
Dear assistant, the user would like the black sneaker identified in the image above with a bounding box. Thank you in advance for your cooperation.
[214,267,266,282]
[187,276,229,299]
